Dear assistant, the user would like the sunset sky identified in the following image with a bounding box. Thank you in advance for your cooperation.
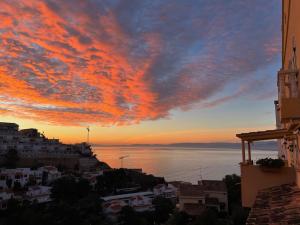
[0,0,281,144]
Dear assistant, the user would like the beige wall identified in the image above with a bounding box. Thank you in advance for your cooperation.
[204,191,228,211]
[282,0,300,71]
[282,0,300,188]
[241,164,295,207]
[179,196,204,211]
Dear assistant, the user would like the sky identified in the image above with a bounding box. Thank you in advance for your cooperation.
[0,0,281,144]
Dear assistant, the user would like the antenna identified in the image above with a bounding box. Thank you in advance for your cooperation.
[86,127,90,144]
[119,155,129,168]
[199,166,204,185]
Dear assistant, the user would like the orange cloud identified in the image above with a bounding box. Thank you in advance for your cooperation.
[0,0,280,126]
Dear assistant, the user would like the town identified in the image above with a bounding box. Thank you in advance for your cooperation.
[0,122,244,225]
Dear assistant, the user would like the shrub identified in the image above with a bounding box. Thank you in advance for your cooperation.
[256,158,284,168]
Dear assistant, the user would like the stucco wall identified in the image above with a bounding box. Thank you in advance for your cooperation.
[241,164,295,208]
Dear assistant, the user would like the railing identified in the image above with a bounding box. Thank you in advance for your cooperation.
[278,69,299,100]
[278,69,300,122]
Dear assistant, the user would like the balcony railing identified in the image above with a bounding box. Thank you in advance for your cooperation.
[278,69,300,122]
[236,129,296,207]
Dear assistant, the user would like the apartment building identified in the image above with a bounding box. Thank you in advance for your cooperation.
[178,180,228,216]
[0,122,99,170]
[236,1,300,224]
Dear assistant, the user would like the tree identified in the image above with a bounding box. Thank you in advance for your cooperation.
[166,211,189,225]
[222,174,241,208]
[4,148,19,168]
[51,176,91,202]
[119,206,148,225]
[193,209,219,225]
[13,181,22,192]
[153,196,174,223]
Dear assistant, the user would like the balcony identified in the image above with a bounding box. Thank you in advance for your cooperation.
[280,97,300,122]
[240,163,295,208]
[236,129,296,208]
[278,69,300,122]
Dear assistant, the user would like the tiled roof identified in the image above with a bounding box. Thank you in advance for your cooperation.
[179,184,204,197]
[247,183,300,225]
[200,180,227,192]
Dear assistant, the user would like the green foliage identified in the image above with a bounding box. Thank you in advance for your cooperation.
[51,176,91,203]
[230,204,250,225]
[192,209,218,225]
[166,211,189,225]
[153,196,174,223]
[1,198,109,225]
[95,169,165,196]
[12,181,22,192]
[256,157,284,168]
[118,206,150,225]
[222,174,249,225]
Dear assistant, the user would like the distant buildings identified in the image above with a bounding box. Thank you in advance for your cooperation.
[0,166,61,190]
[153,183,177,202]
[178,180,228,216]
[0,122,99,170]
[24,185,52,204]
[102,191,155,219]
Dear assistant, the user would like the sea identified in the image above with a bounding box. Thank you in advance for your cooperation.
[93,146,277,184]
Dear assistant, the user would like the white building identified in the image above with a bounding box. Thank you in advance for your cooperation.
[153,183,177,201]
[0,168,42,190]
[38,166,61,184]
[129,195,154,212]
[0,122,98,170]
[0,166,61,190]
[0,191,14,210]
[25,185,52,203]
[178,180,228,216]
[101,191,155,215]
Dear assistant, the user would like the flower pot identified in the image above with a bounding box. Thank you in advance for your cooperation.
[259,166,283,173]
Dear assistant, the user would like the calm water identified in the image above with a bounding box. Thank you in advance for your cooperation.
[93,147,277,184]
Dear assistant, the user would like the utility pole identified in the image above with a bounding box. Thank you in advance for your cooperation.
[86,127,90,144]
[119,155,129,168]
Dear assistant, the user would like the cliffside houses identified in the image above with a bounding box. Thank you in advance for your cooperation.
[0,166,61,190]
[178,180,228,216]
[0,122,99,170]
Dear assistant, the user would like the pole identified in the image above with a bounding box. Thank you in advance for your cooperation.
[248,141,251,163]
[242,140,246,163]
[87,127,90,144]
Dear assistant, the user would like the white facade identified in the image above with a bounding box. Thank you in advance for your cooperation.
[102,191,155,215]
[0,166,61,190]
[25,185,52,203]
[153,183,177,200]
[0,168,42,190]
[0,191,14,210]
[0,123,93,159]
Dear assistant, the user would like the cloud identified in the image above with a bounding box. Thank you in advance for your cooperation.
[0,0,281,126]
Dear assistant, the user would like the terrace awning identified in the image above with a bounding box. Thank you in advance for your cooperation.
[236,128,295,164]
[236,128,294,142]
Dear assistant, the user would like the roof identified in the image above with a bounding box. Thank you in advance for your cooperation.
[199,180,227,192]
[183,203,205,216]
[101,191,154,201]
[247,184,300,225]
[179,184,204,197]
[236,129,294,141]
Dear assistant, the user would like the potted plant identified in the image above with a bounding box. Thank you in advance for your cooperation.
[256,157,285,172]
